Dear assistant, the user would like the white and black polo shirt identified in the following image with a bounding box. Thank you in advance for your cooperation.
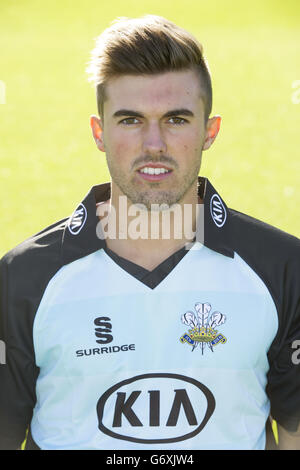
[0,176,299,450]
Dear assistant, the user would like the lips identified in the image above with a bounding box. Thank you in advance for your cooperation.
[136,163,173,181]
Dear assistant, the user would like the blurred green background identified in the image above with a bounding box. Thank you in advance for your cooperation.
[0,0,300,258]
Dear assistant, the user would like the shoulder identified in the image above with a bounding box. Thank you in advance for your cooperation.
[227,208,300,346]
[227,207,300,324]
[228,207,300,262]
[0,217,68,292]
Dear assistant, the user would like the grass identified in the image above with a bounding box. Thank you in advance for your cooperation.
[1,0,299,449]
[0,0,299,257]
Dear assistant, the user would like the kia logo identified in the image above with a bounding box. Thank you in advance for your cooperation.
[97,373,215,444]
[68,203,87,235]
[210,194,227,228]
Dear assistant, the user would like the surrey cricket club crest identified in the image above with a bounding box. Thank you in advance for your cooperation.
[180,302,227,355]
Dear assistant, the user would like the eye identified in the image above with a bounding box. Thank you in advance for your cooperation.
[168,117,188,125]
[119,118,140,125]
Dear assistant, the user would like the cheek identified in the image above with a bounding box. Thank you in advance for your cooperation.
[105,128,130,155]
[179,142,200,158]
[107,139,133,163]
[171,129,202,153]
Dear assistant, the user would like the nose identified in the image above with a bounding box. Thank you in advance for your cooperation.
[142,122,167,156]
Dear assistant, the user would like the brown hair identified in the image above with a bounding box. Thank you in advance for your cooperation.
[86,15,212,124]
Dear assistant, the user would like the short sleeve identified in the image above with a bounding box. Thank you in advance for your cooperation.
[266,252,300,432]
[0,255,39,450]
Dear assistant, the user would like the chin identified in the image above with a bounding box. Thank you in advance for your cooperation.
[131,191,182,211]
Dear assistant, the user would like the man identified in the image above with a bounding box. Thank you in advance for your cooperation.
[0,15,300,450]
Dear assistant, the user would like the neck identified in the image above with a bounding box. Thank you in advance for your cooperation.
[97,180,203,270]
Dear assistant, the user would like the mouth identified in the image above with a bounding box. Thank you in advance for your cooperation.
[136,163,173,182]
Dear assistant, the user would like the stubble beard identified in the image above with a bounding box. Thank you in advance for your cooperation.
[106,154,201,211]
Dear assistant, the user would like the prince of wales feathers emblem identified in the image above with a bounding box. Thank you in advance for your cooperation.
[180,302,227,354]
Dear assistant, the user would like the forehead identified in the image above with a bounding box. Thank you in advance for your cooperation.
[104,69,203,116]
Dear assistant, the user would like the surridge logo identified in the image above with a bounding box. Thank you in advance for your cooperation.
[75,317,136,357]
[68,203,87,235]
[210,193,227,228]
[94,317,113,344]
[97,373,215,444]
[180,302,227,355]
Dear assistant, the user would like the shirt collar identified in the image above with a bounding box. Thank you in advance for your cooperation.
[61,176,234,265]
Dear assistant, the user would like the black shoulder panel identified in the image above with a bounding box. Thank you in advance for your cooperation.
[0,218,67,449]
[229,208,300,432]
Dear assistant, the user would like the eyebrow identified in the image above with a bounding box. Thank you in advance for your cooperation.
[112,108,195,119]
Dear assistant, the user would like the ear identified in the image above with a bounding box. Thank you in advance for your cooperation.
[90,115,105,152]
[202,115,221,151]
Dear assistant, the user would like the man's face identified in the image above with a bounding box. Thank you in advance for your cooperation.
[92,69,218,209]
